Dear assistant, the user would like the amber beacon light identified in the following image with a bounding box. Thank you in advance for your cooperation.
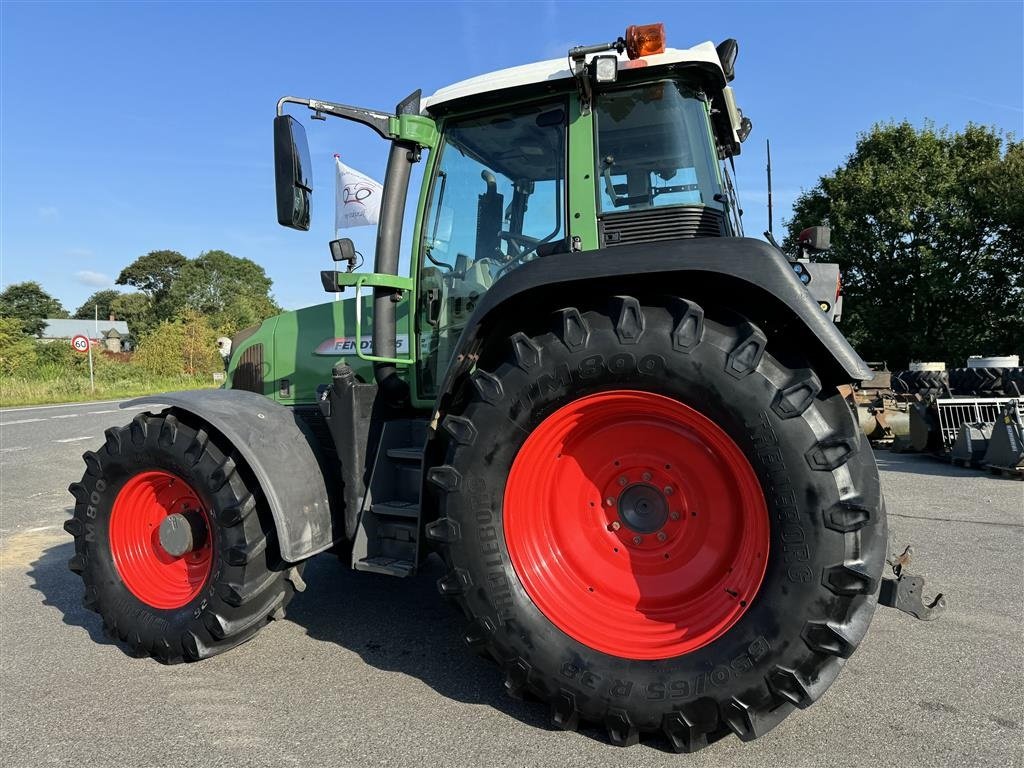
[624,23,666,59]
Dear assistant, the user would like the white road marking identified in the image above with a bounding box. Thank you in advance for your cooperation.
[0,399,129,414]
[54,436,96,443]
[0,447,28,453]
[88,409,118,414]
[51,414,79,419]
[24,524,60,533]
[0,418,45,426]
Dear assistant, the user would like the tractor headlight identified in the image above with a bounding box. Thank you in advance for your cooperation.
[593,55,618,84]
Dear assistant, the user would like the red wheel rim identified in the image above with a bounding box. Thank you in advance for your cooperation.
[109,470,213,609]
[504,390,769,660]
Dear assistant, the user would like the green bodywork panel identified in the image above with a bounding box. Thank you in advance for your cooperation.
[390,114,439,148]
[226,295,412,406]
[567,98,600,251]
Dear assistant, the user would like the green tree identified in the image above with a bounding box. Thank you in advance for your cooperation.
[785,122,1023,368]
[133,310,220,376]
[0,281,68,335]
[110,291,153,338]
[116,249,186,308]
[0,317,38,375]
[168,249,280,335]
[73,289,122,320]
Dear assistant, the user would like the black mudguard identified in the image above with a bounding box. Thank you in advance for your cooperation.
[125,389,335,563]
[433,237,870,411]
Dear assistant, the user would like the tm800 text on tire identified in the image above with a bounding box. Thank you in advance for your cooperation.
[65,412,305,663]
[427,296,887,751]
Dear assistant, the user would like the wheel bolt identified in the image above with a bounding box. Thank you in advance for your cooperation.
[670,511,680,521]
[664,486,674,496]
[642,472,652,482]
[609,521,621,531]
[632,536,642,545]
[657,532,667,542]
[618,476,628,486]
[605,497,615,507]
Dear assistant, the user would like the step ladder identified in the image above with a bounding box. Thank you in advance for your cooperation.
[351,418,427,577]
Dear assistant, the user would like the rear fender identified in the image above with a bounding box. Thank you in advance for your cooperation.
[432,237,870,418]
[124,389,336,562]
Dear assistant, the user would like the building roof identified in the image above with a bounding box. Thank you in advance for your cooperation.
[422,42,726,111]
[40,318,130,339]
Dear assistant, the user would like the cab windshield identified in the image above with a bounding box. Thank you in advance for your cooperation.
[595,81,723,213]
[417,99,566,395]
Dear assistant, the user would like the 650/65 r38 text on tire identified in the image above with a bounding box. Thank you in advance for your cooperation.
[427,296,887,751]
[65,411,305,663]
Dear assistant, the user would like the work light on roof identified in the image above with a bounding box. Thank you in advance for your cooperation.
[567,22,667,111]
[593,56,618,84]
[567,22,667,67]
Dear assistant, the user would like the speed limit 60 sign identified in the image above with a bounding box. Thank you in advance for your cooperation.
[71,334,91,353]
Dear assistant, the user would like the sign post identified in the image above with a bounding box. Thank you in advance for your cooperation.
[71,334,95,392]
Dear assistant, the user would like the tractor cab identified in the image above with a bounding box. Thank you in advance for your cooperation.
[271,23,752,403]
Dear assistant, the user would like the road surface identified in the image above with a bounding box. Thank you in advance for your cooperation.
[1,399,1022,767]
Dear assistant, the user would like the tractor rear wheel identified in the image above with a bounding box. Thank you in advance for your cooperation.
[428,296,887,750]
[65,412,304,663]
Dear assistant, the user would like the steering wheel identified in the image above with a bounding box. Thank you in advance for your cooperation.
[495,231,542,278]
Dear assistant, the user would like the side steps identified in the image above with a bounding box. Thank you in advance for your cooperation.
[352,418,427,577]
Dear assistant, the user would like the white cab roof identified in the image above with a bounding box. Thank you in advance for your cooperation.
[423,42,725,112]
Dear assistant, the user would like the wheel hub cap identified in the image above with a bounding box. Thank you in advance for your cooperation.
[617,483,668,533]
[109,470,213,609]
[503,390,770,660]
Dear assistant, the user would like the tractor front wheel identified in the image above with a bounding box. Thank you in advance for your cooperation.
[428,296,887,750]
[65,412,304,663]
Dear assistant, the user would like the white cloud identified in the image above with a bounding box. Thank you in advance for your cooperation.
[37,206,58,220]
[75,270,111,287]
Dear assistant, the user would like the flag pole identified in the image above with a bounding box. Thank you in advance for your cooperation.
[333,153,341,302]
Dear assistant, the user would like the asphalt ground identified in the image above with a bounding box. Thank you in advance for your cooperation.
[1,399,1022,767]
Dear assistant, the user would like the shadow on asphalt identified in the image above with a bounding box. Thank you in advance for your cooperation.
[28,539,626,747]
[27,535,112,649]
[285,553,591,739]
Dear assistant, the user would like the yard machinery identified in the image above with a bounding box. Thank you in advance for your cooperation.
[68,24,915,751]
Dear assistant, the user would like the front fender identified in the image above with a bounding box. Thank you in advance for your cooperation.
[434,237,870,411]
[124,389,335,563]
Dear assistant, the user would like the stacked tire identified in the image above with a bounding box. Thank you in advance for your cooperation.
[945,367,1024,397]
[892,370,948,398]
[1005,369,1024,397]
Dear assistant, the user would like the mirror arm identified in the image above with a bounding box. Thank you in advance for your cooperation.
[276,96,395,140]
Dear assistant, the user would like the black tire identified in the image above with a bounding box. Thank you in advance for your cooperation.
[948,368,974,396]
[1003,368,1024,397]
[914,370,949,398]
[428,296,887,751]
[65,411,304,663]
[893,370,947,397]
[891,370,912,394]
[966,367,1004,396]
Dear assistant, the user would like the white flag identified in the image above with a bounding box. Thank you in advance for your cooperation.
[335,155,383,230]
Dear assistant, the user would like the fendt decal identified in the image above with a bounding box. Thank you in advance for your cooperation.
[314,334,409,356]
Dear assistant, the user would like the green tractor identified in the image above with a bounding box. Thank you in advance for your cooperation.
[67,24,898,751]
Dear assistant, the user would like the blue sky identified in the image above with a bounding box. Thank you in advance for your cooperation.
[2,1,1022,313]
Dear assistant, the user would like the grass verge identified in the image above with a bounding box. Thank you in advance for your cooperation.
[0,374,217,408]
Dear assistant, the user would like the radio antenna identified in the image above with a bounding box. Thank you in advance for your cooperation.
[766,139,774,236]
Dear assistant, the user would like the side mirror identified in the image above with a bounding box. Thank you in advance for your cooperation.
[274,115,312,230]
[716,39,739,82]
[798,225,831,252]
